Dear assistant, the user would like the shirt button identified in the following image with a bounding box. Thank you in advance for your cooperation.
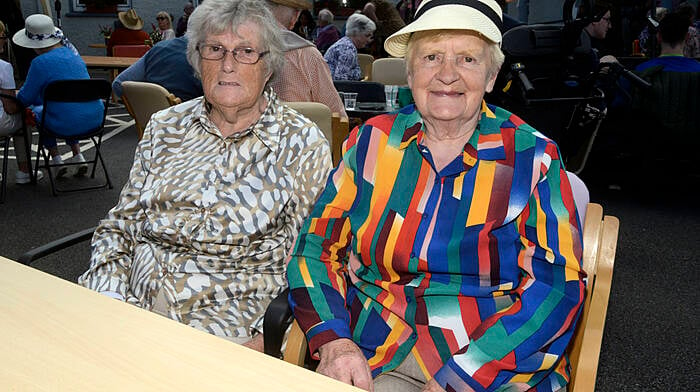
[406,297,412,303]
[219,146,226,154]
[411,332,417,339]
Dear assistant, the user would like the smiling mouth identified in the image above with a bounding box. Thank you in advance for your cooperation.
[431,91,463,97]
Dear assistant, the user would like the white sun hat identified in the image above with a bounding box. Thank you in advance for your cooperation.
[12,14,63,49]
[384,0,503,58]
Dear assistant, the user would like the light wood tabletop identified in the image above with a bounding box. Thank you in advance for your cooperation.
[0,256,360,391]
[81,55,138,70]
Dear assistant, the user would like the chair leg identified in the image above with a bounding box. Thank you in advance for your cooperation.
[35,138,57,197]
[1,137,9,204]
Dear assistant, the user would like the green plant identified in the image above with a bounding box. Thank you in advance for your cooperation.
[98,24,112,38]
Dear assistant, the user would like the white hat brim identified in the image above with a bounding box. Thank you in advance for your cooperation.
[12,29,61,49]
[384,5,502,58]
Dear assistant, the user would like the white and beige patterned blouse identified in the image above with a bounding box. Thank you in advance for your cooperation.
[78,90,332,340]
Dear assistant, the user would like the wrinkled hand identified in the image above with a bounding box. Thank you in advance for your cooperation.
[317,338,373,391]
[421,379,446,392]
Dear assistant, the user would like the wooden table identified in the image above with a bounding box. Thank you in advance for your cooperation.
[0,256,360,391]
[82,55,138,71]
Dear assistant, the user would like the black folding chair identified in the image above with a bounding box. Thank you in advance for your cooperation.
[33,79,113,196]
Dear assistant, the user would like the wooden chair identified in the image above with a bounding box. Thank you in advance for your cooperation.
[121,81,182,140]
[285,101,349,167]
[357,53,374,81]
[111,44,151,58]
[371,57,407,86]
[274,202,620,391]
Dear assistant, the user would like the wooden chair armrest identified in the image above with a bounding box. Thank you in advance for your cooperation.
[284,320,308,366]
[331,112,350,167]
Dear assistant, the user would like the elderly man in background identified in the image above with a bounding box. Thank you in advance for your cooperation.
[79,0,332,352]
[287,0,584,391]
[314,8,341,54]
[266,0,346,117]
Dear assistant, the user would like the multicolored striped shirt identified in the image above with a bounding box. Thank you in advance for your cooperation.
[287,102,585,391]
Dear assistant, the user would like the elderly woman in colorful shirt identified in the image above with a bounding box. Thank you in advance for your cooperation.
[79,0,332,352]
[287,0,584,391]
[323,13,376,80]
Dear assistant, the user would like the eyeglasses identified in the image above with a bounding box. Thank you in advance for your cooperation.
[197,44,268,64]
[156,16,168,21]
[0,35,7,39]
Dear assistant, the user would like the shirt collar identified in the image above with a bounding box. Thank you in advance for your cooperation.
[398,101,506,165]
[194,89,282,153]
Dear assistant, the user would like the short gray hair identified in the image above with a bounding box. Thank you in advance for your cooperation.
[345,13,376,38]
[186,0,285,88]
[318,9,334,24]
[405,30,504,80]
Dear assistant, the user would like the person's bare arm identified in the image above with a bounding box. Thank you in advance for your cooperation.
[0,89,20,114]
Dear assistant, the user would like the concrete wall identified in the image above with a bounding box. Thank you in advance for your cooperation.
[18,0,197,55]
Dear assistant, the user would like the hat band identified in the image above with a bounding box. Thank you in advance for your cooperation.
[414,0,503,32]
[26,28,61,42]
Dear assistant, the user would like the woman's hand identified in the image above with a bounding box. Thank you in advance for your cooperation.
[317,338,373,391]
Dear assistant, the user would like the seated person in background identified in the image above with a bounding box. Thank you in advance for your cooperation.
[638,7,668,57]
[107,9,150,55]
[266,0,346,118]
[112,35,203,101]
[292,9,315,41]
[78,0,332,352]
[176,2,195,38]
[0,19,42,184]
[636,11,700,73]
[287,0,584,391]
[314,8,340,54]
[13,14,101,178]
[678,2,699,58]
[368,0,405,58]
[581,2,613,59]
[324,13,375,81]
[155,11,176,41]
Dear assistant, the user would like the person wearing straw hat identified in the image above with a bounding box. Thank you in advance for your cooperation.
[106,8,150,55]
[13,14,102,178]
[287,1,584,391]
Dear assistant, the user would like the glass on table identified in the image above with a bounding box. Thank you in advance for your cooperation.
[343,92,358,110]
[384,85,398,109]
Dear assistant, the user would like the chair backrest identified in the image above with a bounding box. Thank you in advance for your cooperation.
[371,58,407,86]
[357,53,374,81]
[567,171,589,223]
[112,44,151,57]
[567,202,620,392]
[40,79,111,137]
[285,101,348,166]
[630,69,700,150]
[121,81,182,140]
[333,80,385,103]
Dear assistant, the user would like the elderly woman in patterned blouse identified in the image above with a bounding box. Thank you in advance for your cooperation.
[79,0,332,352]
[324,13,376,80]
